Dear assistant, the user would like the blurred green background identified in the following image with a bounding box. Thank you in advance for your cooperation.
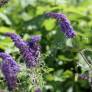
[0,0,92,92]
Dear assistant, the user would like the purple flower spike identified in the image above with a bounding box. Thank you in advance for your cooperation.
[46,12,76,38]
[35,88,41,92]
[0,52,19,91]
[5,33,41,68]
[46,12,67,21]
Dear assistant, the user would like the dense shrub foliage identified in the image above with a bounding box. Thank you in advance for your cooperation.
[0,0,92,92]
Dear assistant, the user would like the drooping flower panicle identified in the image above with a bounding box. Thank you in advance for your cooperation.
[46,12,76,38]
[46,12,67,21]
[5,33,41,68]
[0,52,19,91]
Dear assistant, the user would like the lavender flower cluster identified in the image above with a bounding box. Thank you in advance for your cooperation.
[0,32,42,91]
[46,12,76,38]
[5,33,41,68]
[0,52,19,91]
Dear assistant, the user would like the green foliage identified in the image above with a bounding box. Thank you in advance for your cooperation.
[0,0,92,92]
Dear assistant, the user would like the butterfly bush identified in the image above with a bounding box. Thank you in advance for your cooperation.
[35,87,41,92]
[0,12,77,92]
[5,33,41,68]
[46,12,76,38]
[0,52,19,91]
[0,0,9,7]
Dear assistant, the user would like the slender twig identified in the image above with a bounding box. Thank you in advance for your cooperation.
[79,51,91,69]
[79,49,92,91]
